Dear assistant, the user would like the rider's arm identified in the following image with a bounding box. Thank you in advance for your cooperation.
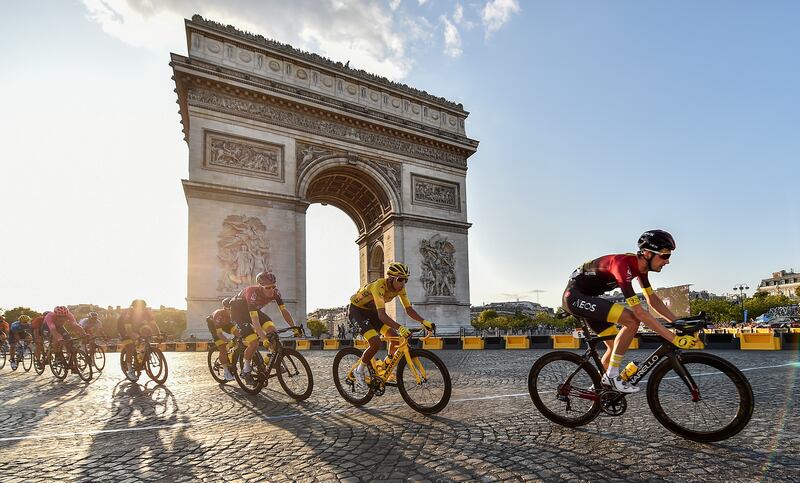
[65,316,86,337]
[250,310,267,338]
[404,306,425,324]
[631,304,676,341]
[377,308,401,330]
[371,282,402,330]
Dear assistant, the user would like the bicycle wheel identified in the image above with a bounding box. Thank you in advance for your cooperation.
[74,349,93,382]
[121,351,141,382]
[528,351,602,427]
[0,344,6,369]
[276,348,313,401]
[233,350,265,394]
[396,349,452,415]
[50,349,68,380]
[93,345,106,372]
[22,345,33,372]
[647,352,754,442]
[34,348,47,375]
[145,348,168,385]
[207,347,226,384]
[332,347,374,407]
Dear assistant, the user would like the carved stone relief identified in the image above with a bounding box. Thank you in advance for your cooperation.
[204,131,284,181]
[411,174,460,211]
[188,88,466,167]
[419,234,456,297]
[217,215,272,292]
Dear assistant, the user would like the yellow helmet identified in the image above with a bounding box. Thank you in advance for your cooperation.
[18,315,31,323]
[386,262,410,278]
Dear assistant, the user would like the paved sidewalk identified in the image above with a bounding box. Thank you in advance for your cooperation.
[0,350,797,482]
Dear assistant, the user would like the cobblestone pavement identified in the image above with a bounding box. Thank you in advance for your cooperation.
[0,349,798,482]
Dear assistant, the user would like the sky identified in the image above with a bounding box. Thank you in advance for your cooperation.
[1,0,798,315]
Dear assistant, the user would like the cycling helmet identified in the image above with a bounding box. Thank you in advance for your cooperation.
[222,297,232,308]
[256,271,277,286]
[638,230,676,252]
[386,262,410,278]
[88,312,99,318]
[18,315,31,323]
[42,311,51,317]
[131,299,147,308]
[53,306,70,317]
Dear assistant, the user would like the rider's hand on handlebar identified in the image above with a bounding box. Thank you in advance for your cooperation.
[397,325,411,338]
[672,335,698,349]
[292,326,304,338]
[421,319,436,333]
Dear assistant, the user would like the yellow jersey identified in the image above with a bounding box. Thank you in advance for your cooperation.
[350,278,412,310]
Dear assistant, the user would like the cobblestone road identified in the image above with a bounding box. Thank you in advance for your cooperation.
[0,349,798,482]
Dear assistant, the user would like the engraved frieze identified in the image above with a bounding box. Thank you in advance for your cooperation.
[217,215,272,292]
[419,234,456,298]
[411,174,460,211]
[188,88,466,167]
[204,131,284,181]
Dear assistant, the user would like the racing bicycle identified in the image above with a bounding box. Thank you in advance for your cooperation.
[332,328,452,415]
[527,312,754,442]
[120,335,168,385]
[50,337,94,382]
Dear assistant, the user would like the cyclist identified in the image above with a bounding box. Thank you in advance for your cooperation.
[347,262,435,389]
[80,312,106,357]
[206,297,239,381]
[9,315,33,370]
[230,271,301,381]
[562,229,697,393]
[0,315,9,348]
[118,299,161,380]
[45,306,87,371]
[31,312,49,366]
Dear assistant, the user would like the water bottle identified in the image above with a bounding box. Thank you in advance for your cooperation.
[620,361,638,381]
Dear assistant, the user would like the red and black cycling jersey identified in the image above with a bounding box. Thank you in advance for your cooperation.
[569,253,651,303]
[210,308,235,332]
[236,285,285,311]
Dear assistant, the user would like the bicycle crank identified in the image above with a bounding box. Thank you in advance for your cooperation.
[599,391,627,416]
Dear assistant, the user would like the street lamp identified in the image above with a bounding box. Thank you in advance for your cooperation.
[732,284,749,324]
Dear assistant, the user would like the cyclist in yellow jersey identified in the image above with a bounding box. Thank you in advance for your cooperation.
[348,262,435,388]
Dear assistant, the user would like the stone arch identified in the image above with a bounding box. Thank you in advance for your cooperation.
[368,242,385,282]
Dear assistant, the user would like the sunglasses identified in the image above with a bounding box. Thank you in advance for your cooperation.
[645,249,671,260]
[396,277,408,283]
[263,285,277,290]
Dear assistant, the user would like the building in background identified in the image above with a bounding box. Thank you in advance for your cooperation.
[470,301,553,320]
[757,270,800,298]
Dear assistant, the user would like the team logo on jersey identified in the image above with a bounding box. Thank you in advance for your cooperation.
[572,299,597,312]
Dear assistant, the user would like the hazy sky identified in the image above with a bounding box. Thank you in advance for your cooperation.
[1,0,798,315]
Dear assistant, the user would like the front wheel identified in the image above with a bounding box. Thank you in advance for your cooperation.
[92,345,106,372]
[332,347,374,407]
[233,350,265,394]
[146,348,168,385]
[34,348,47,375]
[0,344,6,370]
[207,347,227,384]
[50,348,68,380]
[396,349,452,415]
[74,350,94,382]
[528,351,602,427]
[276,348,313,401]
[22,345,33,372]
[647,352,754,442]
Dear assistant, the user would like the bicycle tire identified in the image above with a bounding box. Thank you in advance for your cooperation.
[0,344,6,370]
[233,350,265,394]
[528,351,602,427]
[22,345,33,372]
[647,352,754,442]
[332,347,374,407]
[121,351,141,382]
[207,347,227,384]
[74,349,93,382]
[146,348,168,385]
[276,348,313,401]
[34,349,47,375]
[50,349,68,380]
[93,345,106,372]
[396,349,452,415]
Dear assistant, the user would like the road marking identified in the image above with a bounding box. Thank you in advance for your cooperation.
[0,361,794,443]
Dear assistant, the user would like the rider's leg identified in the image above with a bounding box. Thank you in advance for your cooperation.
[601,340,614,370]
[606,310,638,378]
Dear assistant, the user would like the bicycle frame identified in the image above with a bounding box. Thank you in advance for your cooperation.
[347,330,429,386]
[566,320,700,402]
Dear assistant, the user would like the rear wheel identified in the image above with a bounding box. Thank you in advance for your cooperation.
[50,348,68,380]
[34,346,47,375]
[0,343,6,370]
[233,350,265,394]
[276,348,313,401]
[22,344,33,372]
[121,350,141,382]
[146,348,168,385]
[332,347,374,407]
[647,352,754,442]
[396,349,452,415]
[528,351,602,427]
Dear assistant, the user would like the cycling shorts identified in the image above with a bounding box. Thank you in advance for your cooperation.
[562,282,624,337]
[347,304,391,341]
[230,299,274,345]
[207,318,236,347]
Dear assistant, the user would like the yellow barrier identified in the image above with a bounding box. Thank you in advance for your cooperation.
[755,328,773,334]
[323,339,340,350]
[462,336,485,350]
[422,337,444,350]
[629,337,639,350]
[354,338,369,350]
[504,335,530,349]
[196,342,208,351]
[176,342,187,352]
[552,335,580,349]
[296,339,311,350]
[158,343,168,351]
[739,333,781,350]
[791,328,800,334]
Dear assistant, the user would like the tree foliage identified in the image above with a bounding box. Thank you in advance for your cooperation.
[307,318,327,338]
[470,309,577,331]
[0,307,41,323]
[690,294,794,323]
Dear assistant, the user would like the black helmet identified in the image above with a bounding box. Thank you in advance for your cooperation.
[638,230,676,252]
[222,297,232,308]
[256,271,277,286]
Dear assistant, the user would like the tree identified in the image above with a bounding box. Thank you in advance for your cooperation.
[307,319,327,338]
[795,286,800,299]
[155,308,187,338]
[690,298,739,323]
[1,307,41,323]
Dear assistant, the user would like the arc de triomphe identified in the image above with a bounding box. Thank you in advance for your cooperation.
[170,16,479,335]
